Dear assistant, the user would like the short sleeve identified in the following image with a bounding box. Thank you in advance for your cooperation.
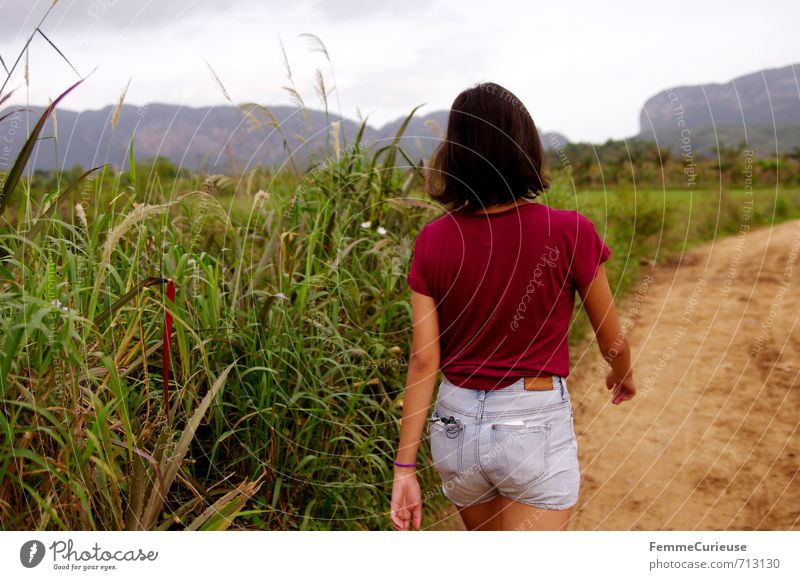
[407,225,435,297]
[573,212,612,290]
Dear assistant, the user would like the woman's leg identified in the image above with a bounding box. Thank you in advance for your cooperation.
[456,496,503,530]
[498,497,572,530]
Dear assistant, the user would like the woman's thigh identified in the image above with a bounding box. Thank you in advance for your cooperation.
[498,497,572,530]
[457,496,572,530]
[456,495,503,530]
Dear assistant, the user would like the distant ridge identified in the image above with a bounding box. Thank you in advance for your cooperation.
[0,103,567,173]
[636,63,800,156]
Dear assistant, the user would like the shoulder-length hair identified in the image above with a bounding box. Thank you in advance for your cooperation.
[426,82,550,212]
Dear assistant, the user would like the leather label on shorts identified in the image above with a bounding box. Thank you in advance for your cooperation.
[523,377,554,391]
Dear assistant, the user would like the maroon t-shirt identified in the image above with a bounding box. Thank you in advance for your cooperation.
[407,200,611,390]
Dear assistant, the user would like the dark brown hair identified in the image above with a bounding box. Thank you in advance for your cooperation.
[426,82,550,212]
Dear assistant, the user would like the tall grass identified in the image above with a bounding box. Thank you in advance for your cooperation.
[0,81,443,528]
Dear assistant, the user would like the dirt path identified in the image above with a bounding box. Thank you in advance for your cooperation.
[570,219,800,530]
[431,219,800,530]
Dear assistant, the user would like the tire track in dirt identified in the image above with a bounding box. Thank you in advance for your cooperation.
[569,219,800,530]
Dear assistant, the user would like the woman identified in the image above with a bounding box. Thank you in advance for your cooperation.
[389,82,636,531]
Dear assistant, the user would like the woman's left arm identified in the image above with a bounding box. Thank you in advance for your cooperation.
[390,290,440,530]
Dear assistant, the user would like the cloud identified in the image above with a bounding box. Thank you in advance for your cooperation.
[0,0,263,37]
[310,0,428,22]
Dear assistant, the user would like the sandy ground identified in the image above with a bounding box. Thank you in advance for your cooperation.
[432,219,800,530]
[569,218,800,530]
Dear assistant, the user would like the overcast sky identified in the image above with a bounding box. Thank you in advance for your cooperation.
[0,0,797,142]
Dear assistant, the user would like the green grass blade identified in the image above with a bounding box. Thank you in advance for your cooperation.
[0,78,84,217]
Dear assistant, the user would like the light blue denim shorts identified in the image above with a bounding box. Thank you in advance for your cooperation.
[427,375,579,510]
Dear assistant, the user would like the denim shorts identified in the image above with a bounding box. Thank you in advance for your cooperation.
[427,375,580,510]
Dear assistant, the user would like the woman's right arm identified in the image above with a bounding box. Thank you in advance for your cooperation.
[577,263,636,404]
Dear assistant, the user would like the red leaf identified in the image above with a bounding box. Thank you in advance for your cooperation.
[163,279,176,422]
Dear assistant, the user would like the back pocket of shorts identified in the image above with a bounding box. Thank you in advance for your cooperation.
[429,420,464,481]
[490,421,550,490]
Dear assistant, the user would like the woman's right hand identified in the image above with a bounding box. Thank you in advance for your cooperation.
[578,264,636,406]
[606,368,636,405]
[390,469,422,530]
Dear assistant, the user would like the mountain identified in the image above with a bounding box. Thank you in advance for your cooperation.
[0,103,567,173]
[9,63,793,173]
[636,63,800,156]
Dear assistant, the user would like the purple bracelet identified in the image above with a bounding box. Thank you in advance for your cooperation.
[394,460,417,468]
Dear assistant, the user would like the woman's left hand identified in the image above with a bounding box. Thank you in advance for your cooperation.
[390,469,422,530]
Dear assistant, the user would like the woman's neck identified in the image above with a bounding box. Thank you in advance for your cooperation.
[473,198,533,215]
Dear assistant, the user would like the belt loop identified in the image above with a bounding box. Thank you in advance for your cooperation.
[478,389,486,401]
[551,375,558,391]
[559,376,566,401]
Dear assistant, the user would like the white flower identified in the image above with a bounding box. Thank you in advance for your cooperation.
[360,221,371,229]
[377,226,387,235]
[254,190,270,208]
[51,299,62,308]
[75,203,88,229]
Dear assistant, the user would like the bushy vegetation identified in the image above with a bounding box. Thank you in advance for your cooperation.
[544,139,800,188]
[0,93,443,529]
